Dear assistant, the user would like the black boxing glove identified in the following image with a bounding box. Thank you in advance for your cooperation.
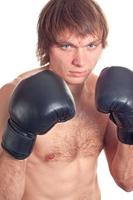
[95,66,133,145]
[1,70,76,159]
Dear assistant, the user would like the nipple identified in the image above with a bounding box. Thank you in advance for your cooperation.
[45,153,55,161]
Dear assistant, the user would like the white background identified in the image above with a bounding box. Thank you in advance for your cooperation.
[0,0,133,199]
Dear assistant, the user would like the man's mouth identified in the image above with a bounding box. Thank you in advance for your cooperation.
[69,71,87,77]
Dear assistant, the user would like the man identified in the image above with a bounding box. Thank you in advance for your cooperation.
[0,0,133,199]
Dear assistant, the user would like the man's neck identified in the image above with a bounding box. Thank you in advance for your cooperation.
[68,83,84,98]
[67,82,88,115]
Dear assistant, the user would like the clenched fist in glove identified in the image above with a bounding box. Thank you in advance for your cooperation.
[95,66,133,145]
[2,70,76,159]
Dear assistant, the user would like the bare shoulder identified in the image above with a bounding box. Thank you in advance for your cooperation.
[0,66,45,100]
[0,66,45,104]
[0,66,45,143]
[16,66,46,81]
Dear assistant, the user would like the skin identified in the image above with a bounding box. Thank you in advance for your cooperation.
[23,32,107,200]
[49,30,102,86]
[0,31,133,200]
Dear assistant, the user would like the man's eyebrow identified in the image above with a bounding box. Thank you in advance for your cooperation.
[55,39,102,47]
[55,41,76,46]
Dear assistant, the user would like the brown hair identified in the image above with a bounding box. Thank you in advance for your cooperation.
[37,0,109,66]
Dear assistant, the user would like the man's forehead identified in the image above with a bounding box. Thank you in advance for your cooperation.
[56,30,101,45]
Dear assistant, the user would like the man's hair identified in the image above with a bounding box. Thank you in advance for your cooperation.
[37,0,109,66]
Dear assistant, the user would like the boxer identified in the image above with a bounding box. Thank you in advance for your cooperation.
[0,0,133,199]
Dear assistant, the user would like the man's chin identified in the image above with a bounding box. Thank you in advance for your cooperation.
[65,77,87,85]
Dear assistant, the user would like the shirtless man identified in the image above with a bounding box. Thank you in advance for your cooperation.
[0,0,133,199]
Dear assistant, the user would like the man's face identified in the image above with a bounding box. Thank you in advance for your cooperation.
[49,31,103,85]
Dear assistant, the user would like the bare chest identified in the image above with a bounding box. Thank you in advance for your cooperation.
[32,109,108,162]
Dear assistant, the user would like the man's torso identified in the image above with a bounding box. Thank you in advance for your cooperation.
[21,70,108,200]
[0,68,108,200]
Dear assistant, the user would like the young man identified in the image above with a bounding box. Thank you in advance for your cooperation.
[0,0,133,199]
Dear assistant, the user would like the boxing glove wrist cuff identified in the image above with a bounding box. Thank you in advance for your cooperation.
[1,119,36,160]
[117,128,133,145]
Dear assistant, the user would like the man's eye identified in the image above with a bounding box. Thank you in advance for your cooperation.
[87,43,97,49]
[61,44,72,50]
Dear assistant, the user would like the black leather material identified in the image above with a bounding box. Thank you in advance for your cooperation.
[2,70,76,159]
[95,66,133,145]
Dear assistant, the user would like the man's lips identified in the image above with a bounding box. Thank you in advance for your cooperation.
[69,71,88,77]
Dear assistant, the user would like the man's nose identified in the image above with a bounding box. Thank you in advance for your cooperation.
[72,48,86,67]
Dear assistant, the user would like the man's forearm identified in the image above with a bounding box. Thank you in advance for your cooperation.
[0,150,26,200]
[111,143,133,191]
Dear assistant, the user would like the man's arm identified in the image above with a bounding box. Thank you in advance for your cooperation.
[0,150,26,200]
[104,119,133,192]
[95,67,133,192]
[0,67,49,199]
[0,82,27,200]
